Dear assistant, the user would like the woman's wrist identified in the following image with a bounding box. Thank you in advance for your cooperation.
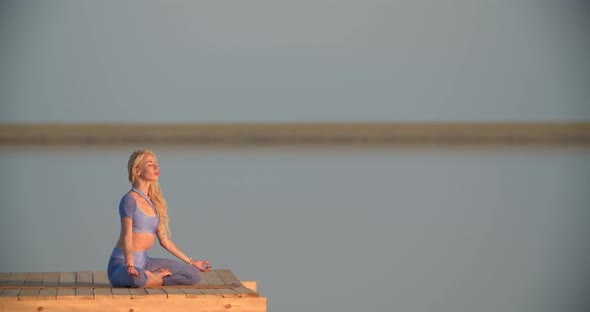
[187,256,192,264]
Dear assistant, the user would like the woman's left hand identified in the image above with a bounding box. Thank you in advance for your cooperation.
[191,260,212,272]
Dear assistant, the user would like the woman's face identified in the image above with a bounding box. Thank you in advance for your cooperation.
[137,153,159,181]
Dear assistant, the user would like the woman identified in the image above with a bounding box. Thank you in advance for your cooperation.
[107,149,211,287]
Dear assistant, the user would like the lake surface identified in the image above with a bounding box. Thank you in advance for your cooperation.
[1,145,588,312]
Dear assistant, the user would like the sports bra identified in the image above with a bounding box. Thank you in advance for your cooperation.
[118,188,159,234]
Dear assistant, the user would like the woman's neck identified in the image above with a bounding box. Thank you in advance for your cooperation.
[134,181,150,196]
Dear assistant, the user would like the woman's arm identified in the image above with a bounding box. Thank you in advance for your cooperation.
[156,225,191,263]
[122,217,140,276]
[156,226,212,272]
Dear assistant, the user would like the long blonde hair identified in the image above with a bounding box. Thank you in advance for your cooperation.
[127,149,170,236]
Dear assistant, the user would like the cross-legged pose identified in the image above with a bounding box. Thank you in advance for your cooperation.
[108,149,212,287]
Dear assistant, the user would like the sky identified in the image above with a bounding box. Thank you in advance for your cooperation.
[1,0,589,123]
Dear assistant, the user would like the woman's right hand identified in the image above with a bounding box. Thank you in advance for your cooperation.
[191,260,212,272]
[127,264,140,276]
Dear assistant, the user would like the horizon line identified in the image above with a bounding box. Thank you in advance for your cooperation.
[1,122,589,146]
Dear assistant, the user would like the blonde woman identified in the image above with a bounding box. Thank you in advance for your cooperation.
[107,149,211,287]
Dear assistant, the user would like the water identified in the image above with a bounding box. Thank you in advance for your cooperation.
[1,145,589,312]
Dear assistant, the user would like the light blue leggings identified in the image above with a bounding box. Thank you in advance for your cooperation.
[107,248,201,287]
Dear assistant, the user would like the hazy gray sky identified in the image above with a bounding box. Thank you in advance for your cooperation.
[1,0,588,122]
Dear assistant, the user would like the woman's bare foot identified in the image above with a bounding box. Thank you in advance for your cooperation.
[145,268,171,286]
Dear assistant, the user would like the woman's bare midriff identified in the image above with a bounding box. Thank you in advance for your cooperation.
[115,192,158,252]
[115,233,156,252]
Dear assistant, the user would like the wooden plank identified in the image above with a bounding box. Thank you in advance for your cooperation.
[111,287,131,299]
[24,272,43,285]
[0,289,21,301]
[145,287,168,299]
[92,271,110,287]
[56,288,76,300]
[0,273,9,283]
[42,272,60,286]
[17,288,39,301]
[37,288,57,300]
[199,270,225,286]
[93,287,112,299]
[9,273,27,285]
[0,297,268,312]
[0,270,236,289]
[215,269,243,287]
[199,288,241,298]
[234,286,259,298]
[129,288,149,299]
[204,270,258,297]
[75,288,94,300]
[162,287,186,299]
[58,272,76,286]
[145,283,238,289]
[0,283,243,290]
[242,281,257,292]
[76,271,93,286]
[180,288,206,298]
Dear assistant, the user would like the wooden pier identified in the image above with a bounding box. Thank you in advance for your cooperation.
[0,270,266,312]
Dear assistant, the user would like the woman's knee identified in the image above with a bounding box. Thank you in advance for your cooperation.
[188,266,201,284]
[176,265,201,285]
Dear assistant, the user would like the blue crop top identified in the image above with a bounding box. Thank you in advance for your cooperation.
[118,188,159,234]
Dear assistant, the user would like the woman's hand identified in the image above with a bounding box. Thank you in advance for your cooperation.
[191,260,212,272]
[127,265,141,276]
